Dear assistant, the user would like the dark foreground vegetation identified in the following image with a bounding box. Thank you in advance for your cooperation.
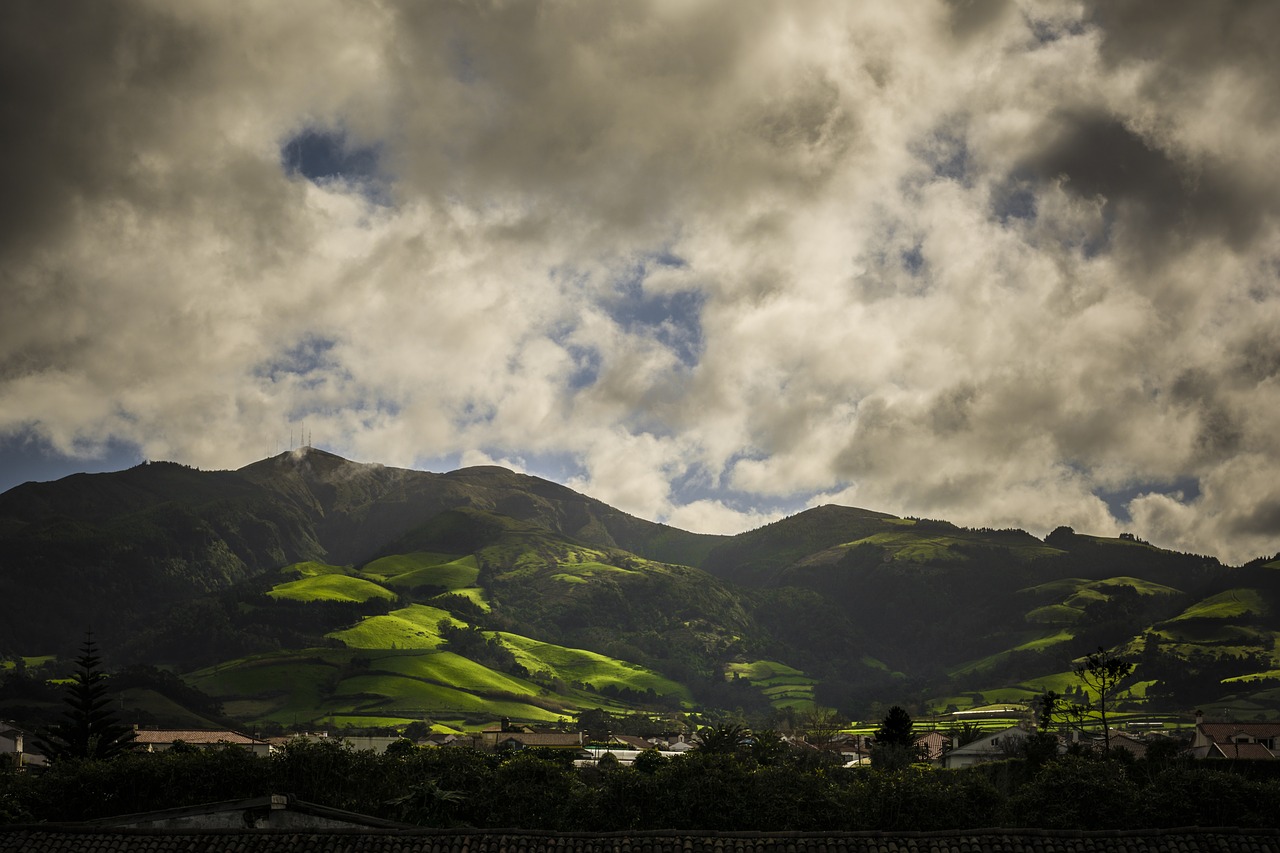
[4,739,1280,831]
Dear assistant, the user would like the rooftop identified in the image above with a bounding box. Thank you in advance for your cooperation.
[2,826,1277,853]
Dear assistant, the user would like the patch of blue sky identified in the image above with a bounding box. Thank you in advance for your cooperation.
[1026,13,1087,45]
[0,428,144,493]
[900,244,925,275]
[990,173,1038,225]
[904,121,971,191]
[255,335,341,385]
[604,252,704,368]
[1095,477,1202,524]
[666,454,832,518]
[667,468,818,523]
[281,126,391,205]
[565,344,602,391]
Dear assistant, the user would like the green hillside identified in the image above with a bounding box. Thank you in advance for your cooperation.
[5,449,1279,732]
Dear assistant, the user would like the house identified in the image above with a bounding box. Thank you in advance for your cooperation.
[942,725,1028,769]
[1105,730,1148,760]
[0,722,45,769]
[132,729,273,756]
[490,731,586,752]
[610,734,657,751]
[914,730,948,765]
[1190,712,1280,760]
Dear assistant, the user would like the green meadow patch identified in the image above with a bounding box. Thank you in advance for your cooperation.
[328,605,463,650]
[1168,589,1268,622]
[369,553,481,592]
[360,552,462,580]
[280,560,349,578]
[371,650,539,697]
[1025,604,1084,624]
[497,632,690,701]
[331,675,562,721]
[725,660,817,710]
[268,573,396,603]
[189,650,346,723]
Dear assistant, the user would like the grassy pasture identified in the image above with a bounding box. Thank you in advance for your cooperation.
[846,532,967,562]
[371,650,539,696]
[268,574,396,603]
[497,632,690,701]
[1224,668,1280,684]
[552,561,640,578]
[1011,630,1075,653]
[1025,604,1083,624]
[949,633,1075,678]
[190,651,344,722]
[371,554,480,592]
[1021,577,1182,611]
[441,587,491,611]
[280,560,349,578]
[331,675,562,720]
[1019,577,1092,597]
[327,605,462,650]
[359,552,462,581]
[726,660,817,710]
[1167,588,1267,622]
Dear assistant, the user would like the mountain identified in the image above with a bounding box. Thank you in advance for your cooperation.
[2,449,1278,731]
[0,449,719,655]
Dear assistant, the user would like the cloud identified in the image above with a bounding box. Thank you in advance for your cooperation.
[2,0,1278,565]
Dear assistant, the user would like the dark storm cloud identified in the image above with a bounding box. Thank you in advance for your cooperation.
[946,0,1012,40]
[0,2,205,257]
[2,0,1277,562]
[1020,112,1271,253]
[1231,498,1280,538]
[1087,0,1280,82]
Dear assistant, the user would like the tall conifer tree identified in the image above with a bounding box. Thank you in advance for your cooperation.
[36,633,137,762]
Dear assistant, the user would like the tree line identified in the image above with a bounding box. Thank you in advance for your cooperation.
[6,735,1280,830]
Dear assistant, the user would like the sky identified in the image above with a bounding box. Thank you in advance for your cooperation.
[2,0,1278,565]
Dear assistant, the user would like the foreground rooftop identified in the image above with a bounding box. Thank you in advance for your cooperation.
[3,826,1279,853]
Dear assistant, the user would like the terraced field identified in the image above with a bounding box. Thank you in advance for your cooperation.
[725,660,817,710]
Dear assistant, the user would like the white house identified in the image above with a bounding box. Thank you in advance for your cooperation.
[942,725,1028,769]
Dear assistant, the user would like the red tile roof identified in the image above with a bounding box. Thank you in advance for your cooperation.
[1200,722,1280,741]
[3,826,1279,853]
[1211,741,1276,760]
[133,730,266,746]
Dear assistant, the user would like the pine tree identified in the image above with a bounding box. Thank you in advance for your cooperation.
[871,705,919,770]
[36,633,137,762]
[874,705,915,747]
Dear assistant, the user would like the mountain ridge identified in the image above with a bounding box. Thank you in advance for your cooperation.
[2,449,1278,730]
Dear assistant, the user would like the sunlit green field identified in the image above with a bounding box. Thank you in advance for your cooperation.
[268,573,397,603]
[1167,588,1267,622]
[726,660,817,710]
[327,605,462,649]
[497,632,690,701]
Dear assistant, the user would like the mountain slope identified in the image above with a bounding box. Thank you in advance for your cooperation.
[2,450,1278,727]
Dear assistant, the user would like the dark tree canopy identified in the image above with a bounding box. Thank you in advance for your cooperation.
[35,634,137,763]
[875,705,915,747]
